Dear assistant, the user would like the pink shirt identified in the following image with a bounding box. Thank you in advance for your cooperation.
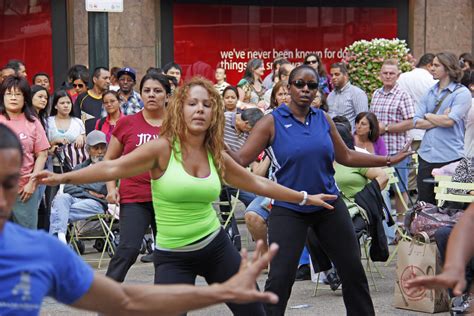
[0,113,50,189]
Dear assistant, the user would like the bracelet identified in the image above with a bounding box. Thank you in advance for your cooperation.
[386,155,391,167]
[299,191,308,206]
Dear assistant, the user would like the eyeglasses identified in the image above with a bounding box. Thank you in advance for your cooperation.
[306,60,318,65]
[4,92,23,98]
[291,80,319,90]
[73,83,85,88]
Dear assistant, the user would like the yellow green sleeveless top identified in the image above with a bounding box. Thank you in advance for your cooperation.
[151,144,221,249]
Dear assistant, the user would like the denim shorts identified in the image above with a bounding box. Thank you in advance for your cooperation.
[244,196,270,221]
[392,155,411,193]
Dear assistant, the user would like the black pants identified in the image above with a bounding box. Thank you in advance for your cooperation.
[153,228,265,315]
[435,226,474,297]
[417,157,460,204]
[106,202,156,282]
[264,198,375,316]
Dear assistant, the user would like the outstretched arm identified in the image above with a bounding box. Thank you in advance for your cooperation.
[325,113,412,168]
[34,138,164,186]
[72,241,279,315]
[406,204,474,296]
[223,152,337,209]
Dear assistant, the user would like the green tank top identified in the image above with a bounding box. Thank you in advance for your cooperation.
[151,144,222,249]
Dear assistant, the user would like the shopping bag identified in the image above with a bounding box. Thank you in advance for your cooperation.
[393,234,449,313]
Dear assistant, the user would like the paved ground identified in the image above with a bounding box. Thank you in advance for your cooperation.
[40,202,450,315]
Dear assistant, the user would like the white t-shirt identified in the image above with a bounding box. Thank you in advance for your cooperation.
[465,100,474,158]
[47,116,85,143]
[397,68,438,141]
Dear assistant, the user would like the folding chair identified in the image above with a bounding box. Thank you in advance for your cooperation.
[384,167,412,267]
[213,188,247,249]
[68,204,119,269]
[435,178,474,207]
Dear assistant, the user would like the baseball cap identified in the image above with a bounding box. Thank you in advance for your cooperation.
[86,130,107,146]
[117,67,136,82]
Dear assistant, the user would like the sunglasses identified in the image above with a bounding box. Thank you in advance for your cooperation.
[306,60,318,65]
[291,80,319,90]
[73,83,85,88]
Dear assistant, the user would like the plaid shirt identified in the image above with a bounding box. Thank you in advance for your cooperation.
[119,90,144,116]
[370,84,415,154]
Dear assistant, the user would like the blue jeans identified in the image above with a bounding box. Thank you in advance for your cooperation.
[49,193,104,235]
[392,155,411,193]
[12,188,42,229]
[245,195,270,221]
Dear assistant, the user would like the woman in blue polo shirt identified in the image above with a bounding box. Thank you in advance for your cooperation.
[229,65,411,316]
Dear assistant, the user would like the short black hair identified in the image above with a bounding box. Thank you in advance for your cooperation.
[163,62,182,74]
[241,108,264,128]
[332,116,352,133]
[222,85,240,99]
[93,67,109,78]
[32,72,50,84]
[6,59,25,73]
[416,53,435,68]
[0,124,23,163]
[335,121,354,150]
[288,65,318,85]
[330,62,348,75]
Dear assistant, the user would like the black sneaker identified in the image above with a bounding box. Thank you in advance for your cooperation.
[326,270,342,291]
[140,253,154,263]
[295,264,311,281]
[450,294,471,315]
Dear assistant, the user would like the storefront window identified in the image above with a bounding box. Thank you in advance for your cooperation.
[174,4,398,84]
[0,0,53,85]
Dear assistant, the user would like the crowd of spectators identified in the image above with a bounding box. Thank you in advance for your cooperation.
[0,49,473,314]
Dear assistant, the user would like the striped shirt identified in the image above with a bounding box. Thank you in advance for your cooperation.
[224,112,249,152]
[370,84,415,155]
[327,81,368,129]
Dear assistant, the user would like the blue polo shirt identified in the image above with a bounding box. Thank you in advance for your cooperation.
[413,82,471,163]
[0,222,94,315]
[266,104,339,213]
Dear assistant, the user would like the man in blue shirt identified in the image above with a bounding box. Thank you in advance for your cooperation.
[413,52,472,204]
[0,124,278,315]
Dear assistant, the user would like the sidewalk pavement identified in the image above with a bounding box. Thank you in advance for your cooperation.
[41,207,450,316]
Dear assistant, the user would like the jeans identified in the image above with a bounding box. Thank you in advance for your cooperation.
[106,202,156,282]
[245,195,271,221]
[392,155,411,193]
[11,188,42,229]
[154,228,265,315]
[49,193,104,234]
[264,197,375,316]
[435,226,473,297]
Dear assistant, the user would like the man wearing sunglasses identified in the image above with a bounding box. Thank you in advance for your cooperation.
[327,62,368,129]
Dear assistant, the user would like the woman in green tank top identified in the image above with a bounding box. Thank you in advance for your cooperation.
[36,77,336,315]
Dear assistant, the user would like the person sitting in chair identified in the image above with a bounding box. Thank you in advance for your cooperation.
[49,130,108,243]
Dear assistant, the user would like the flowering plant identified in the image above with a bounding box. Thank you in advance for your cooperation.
[343,38,414,101]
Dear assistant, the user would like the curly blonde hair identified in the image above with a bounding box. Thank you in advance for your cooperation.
[161,77,226,179]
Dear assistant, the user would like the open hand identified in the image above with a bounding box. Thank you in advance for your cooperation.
[220,240,279,304]
[404,268,466,297]
[307,194,338,209]
[32,170,64,186]
[19,180,36,202]
[390,139,415,165]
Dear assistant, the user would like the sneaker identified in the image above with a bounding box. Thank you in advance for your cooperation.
[295,264,311,281]
[450,294,471,315]
[326,270,342,291]
[140,253,154,263]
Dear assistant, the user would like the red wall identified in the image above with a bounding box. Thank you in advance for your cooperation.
[0,1,53,86]
[174,4,398,85]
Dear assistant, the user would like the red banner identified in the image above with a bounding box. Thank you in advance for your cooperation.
[174,4,398,85]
